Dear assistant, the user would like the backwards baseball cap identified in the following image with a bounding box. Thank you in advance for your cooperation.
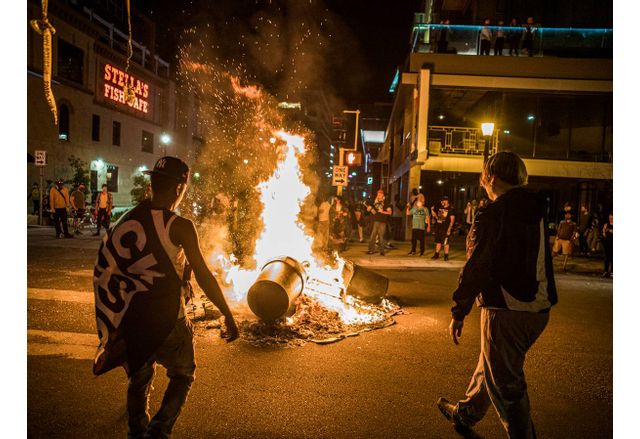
[144,156,189,183]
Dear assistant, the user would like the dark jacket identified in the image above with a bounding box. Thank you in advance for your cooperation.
[451,187,558,321]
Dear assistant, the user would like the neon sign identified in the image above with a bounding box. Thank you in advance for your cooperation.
[103,64,150,114]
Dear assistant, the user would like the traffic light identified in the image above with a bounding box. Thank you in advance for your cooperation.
[346,152,362,166]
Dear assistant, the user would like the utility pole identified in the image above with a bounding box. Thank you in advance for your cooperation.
[337,109,360,197]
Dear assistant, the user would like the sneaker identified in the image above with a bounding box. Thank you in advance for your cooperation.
[419,251,424,256]
[55,234,62,239]
[444,254,449,261]
[408,251,416,256]
[366,250,375,255]
[431,253,439,260]
[437,398,473,429]
[380,251,385,256]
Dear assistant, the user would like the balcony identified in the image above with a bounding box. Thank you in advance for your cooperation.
[427,126,498,157]
[411,23,612,59]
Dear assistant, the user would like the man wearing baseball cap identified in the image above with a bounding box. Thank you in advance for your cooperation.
[93,156,239,438]
[49,178,73,239]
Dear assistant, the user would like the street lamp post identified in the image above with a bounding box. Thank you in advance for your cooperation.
[481,122,495,162]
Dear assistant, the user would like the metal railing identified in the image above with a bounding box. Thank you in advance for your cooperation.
[427,126,498,157]
[83,7,171,78]
[412,23,612,58]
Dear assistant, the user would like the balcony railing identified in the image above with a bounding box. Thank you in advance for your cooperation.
[412,23,612,58]
[427,126,498,157]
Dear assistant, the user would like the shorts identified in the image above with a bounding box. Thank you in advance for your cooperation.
[434,227,450,245]
[553,238,573,255]
[75,209,86,219]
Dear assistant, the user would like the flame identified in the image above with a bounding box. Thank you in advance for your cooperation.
[206,79,388,325]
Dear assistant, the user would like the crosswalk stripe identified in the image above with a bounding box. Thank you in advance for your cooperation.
[28,288,94,304]
[28,329,96,360]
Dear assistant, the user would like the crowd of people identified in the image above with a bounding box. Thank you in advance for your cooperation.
[432,16,539,57]
[28,179,114,239]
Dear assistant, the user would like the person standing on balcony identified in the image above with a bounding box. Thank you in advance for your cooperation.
[508,18,520,56]
[438,19,451,53]
[431,197,455,261]
[479,19,492,56]
[494,20,506,55]
[522,16,536,57]
[437,151,557,439]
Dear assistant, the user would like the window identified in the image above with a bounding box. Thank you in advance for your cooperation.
[112,121,121,146]
[106,165,118,193]
[59,104,70,140]
[57,39,84,85]
[92,114,100,142]
[142,131,154,153]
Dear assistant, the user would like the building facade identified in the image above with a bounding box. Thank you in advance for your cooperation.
[379,16,612,236]
[27,0,198,208]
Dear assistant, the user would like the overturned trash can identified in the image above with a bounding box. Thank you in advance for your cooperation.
[247,256,306,322]
[341,259,389,304]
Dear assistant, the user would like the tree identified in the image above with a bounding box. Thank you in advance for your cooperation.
[67,155,90,186]
[130,174,150,205]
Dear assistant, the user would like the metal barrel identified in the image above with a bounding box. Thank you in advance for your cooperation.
[247,256,306,322]
[341,259,389,303]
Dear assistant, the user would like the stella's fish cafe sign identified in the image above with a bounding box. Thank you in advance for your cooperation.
[102,64,150,114]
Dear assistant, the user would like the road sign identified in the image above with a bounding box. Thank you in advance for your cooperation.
[346,152,362,166]
[332,165,348,187]
[34,150,47,167]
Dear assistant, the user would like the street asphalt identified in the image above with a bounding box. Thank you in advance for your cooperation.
[27,226,612,438]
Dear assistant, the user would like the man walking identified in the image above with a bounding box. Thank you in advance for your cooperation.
[437,152,557,439]
[366,189,392,255]
[70,183,87,235]
[94,184,113,236]
[93,156,239,438]
[552,211,578,271]
[49,178,74,239]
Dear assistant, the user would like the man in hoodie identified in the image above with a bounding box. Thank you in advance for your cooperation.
[437,152,557,439]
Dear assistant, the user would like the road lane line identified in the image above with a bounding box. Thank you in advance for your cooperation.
[28,329,96,360]
[28,288,94,304]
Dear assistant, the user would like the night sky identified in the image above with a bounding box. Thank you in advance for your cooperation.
[137,0,422,108]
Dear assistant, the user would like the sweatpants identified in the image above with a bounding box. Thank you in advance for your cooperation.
[455,308,549,439]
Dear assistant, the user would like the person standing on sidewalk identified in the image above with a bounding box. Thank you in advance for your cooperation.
[29,182,40,216]
[437,151,557,439]
[577,205,593,255]
[431,197,455,261]
[70,183,87,235]
[552,212,578,271]
[49,178,74,239]
[366,189,392,255]
[406,198,430,255]
[93,156,239,439]
[94,184,113,236]
[602,213,613,277]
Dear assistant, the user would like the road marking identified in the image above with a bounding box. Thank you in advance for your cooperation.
[28,329,96,360]
[28,288,94,304]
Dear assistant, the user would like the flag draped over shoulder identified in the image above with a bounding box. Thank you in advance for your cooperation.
[93,200,182,376]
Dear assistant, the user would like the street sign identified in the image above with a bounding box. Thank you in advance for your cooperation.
[34,150,47,167]
[346,152,362,166]
[332,165,348,187]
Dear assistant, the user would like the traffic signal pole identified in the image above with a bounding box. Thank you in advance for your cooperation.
[336,109,360,197]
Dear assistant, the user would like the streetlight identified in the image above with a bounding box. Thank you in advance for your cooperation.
[160,133,172,155]
[481,122,495,162]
